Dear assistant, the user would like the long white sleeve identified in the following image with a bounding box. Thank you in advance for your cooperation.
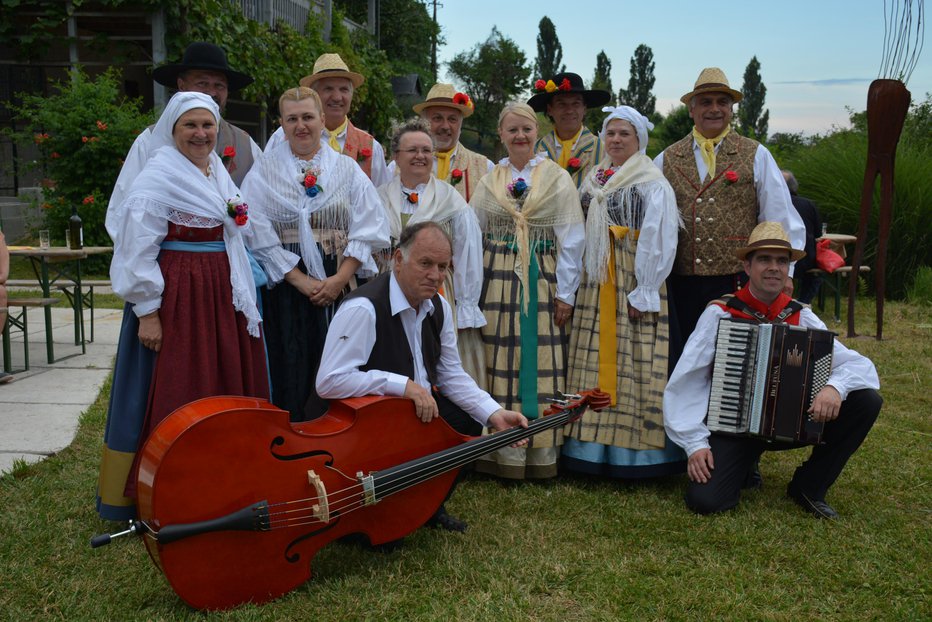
[106,129,152,241]
[109,199,168,317]
[553,221,585,306]
[628,182,679,312]
[450,208,486,328]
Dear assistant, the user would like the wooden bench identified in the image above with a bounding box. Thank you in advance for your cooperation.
[809,265,871,321]
[2,297,60,372]
[6,278,110,343]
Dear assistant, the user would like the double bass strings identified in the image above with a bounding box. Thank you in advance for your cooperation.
[260,405,584,531]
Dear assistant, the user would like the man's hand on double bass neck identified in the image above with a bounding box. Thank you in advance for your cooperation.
[488,409,529,448]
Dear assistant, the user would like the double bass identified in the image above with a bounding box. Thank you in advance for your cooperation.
[92,390,608,610]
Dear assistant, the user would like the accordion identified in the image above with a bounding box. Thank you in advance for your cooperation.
[706,318,834,444]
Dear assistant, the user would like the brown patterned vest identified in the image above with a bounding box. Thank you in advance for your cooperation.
[217,119,255,186]
[662,132,759,275]
[341,120,375,179]
[446,142,491,203]
[535,127,604,188]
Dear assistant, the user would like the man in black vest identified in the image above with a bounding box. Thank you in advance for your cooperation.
[315,221,528,531]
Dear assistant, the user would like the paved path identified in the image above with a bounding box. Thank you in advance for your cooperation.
[0,307,122,474]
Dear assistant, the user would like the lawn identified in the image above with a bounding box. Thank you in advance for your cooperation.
[1,299,929,621]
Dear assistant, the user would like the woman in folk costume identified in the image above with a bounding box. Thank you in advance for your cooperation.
[377,117,487,385]
[240,86,389,421]
[564,106,686,478]
[99,92,302,517]
[471,102,585,480]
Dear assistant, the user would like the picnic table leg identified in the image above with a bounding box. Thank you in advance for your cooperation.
[76,259,86,353]
[2,317,11,373]
[39,258,55,364]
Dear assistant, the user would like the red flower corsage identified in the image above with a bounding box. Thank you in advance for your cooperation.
[595,167,615,186]
[226,196,249,226]
[452,92,474,110]
[222,145,236,166]
[357,147,372,162]
[724,170,739,185]
[450,168,464,186]
[406,192,419,204]
[566,157,582,175]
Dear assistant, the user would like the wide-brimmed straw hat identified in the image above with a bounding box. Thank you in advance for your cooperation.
[680,67,743,104]
[736,222,806,261]
[152,42,254,92]
[299,53,365,89]
[527,72,611,112]
[412,83,474,117]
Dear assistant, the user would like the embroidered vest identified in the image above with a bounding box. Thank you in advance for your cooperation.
[217,119,255,186]
[447,143,491,203]
[535,128,604,189]
[663,132,759,276]
[341,120,376,180]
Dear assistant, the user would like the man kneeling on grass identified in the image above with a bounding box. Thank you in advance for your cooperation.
[312,221,528,533]
[663,222,881,519]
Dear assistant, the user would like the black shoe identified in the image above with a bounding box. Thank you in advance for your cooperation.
[742,466,763,490]
[787,487,839,519]
[427,507,467,532]
[0,372,14,385]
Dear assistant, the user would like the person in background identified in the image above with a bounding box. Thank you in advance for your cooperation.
[265,54,390,187]
[470,101,585,480]
[240,86,388,421]
[377,117,486,386]
[528,72,610,188]
[564,105,684,478]
[0,226,12,384]
[664,222,881,519]
[782,169,823,303]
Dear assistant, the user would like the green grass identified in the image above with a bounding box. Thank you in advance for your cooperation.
[1,299,929,621]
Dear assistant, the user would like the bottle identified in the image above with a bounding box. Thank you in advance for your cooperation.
[69,205,83,250]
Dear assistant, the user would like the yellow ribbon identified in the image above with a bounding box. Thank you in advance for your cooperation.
[557,127,583,169]
[436,148,453,180]
[327,118,348,152]
[597,225,630,405]
[691,125,730,180]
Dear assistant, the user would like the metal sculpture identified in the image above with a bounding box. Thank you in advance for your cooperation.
[848,0,924,339]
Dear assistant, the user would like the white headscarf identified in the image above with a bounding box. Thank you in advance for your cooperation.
[599,106,654,155]
[122,91,262,336]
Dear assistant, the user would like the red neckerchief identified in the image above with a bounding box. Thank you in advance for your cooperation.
[715,287,802,326]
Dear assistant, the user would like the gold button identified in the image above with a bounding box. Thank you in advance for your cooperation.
[695,258,702,264]
[696,197,703,204]
[708,197,715,203]
[695,237,702,243]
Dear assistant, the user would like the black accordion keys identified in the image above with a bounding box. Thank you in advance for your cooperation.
[706,318,834,444]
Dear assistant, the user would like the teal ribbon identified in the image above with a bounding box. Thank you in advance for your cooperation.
[160,240,267,287]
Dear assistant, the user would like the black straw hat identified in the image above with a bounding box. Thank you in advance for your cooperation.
[527,72,611,112]
[152,42,254,92]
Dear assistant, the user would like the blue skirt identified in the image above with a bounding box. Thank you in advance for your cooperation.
[561,435,686,479]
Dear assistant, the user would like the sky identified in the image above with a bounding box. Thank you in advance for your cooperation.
[433,0,930,136]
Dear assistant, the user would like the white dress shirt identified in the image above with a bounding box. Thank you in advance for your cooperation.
[663,304,881,458]
[316,272,502,425]
[654,140,805,276]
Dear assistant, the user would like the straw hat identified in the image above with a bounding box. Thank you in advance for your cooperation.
[527,72,611,112]
[152,42,254,92]
[736,222,806,261]
[680,67,743,104]
[299,53,365,89]
[412,83,474,117]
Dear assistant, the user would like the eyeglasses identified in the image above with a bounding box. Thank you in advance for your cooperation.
[397,147,434,156]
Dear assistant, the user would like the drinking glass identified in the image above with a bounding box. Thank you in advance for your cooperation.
[39,230,50,249]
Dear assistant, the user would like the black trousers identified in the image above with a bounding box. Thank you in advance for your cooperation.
[685,389,882,514]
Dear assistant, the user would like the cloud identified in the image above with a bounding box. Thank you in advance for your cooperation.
[775,78,873,86]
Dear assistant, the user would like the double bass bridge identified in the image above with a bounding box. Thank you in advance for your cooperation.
[307,470,330,523]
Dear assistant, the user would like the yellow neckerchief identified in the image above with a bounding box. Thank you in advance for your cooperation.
[557,127,583,169]
[327,118,349,152]
[435,147,454,180]
[691,125,730,179]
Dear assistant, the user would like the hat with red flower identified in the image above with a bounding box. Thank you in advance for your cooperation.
[527,72,610,112]
[412,83,475,118]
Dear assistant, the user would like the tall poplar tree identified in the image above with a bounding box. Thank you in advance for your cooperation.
[617,44,656,116]
[585,50,615,132]
[533,16,565,79]
[738,55,770,141]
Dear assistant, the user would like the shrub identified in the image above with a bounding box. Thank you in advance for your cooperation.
[906,265,932,305]
[6,67,153,247]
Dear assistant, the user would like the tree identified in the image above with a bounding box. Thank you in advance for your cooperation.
[653,105,693,152]
[617,44,656,116]
[585,50,615,133]
[738,55,769,141]
[533,16,564,80]
[447,27,531,151]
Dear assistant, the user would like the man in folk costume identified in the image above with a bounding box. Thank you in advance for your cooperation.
[412,83,492,202]
[265,53,391,187]
[377,118,487,387]
[653,67,804,371]
[664,222,881,519]
[107,42,261,230]
[528,72,610,188]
